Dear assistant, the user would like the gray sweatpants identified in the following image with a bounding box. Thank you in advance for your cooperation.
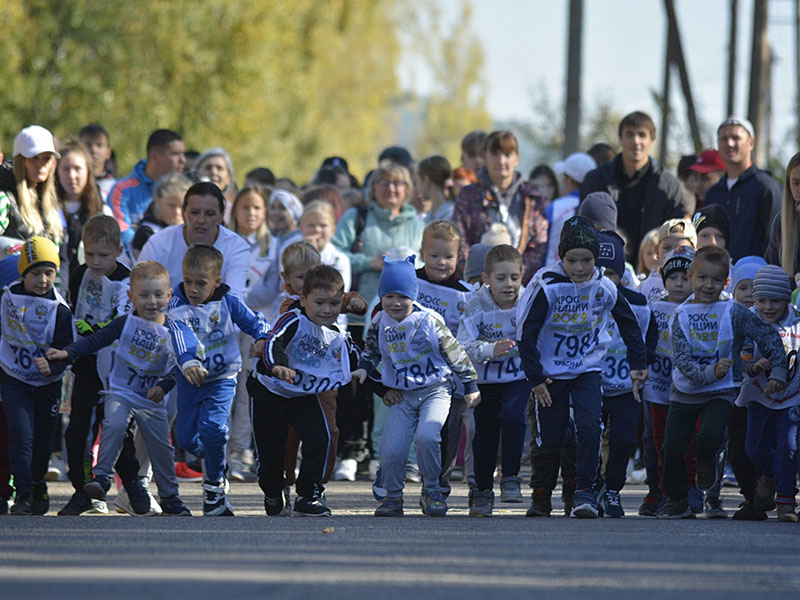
[380,384,451,498]
[96,394,179,498]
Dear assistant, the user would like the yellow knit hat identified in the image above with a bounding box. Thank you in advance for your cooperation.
[18,236,60,276]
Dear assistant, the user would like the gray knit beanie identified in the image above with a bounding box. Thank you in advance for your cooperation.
[578,192,617,231]
[752,265,792,301]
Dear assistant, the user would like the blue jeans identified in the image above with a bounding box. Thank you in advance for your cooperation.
[176,377,236,483]
[601,392,639,491]
[380,384,451,498]
[745,402,800,503]
[473,380,531,490]
[532,373,602,491]
[1,378,61,495]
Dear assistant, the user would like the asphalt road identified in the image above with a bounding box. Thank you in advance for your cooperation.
[1,479,799,600]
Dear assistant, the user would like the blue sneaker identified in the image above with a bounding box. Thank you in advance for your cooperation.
[688,485,704,514]
[419,486,448,517]
[571,489,598,519]
[375,496,404,517]
[372,466,387,501]
[160,495,191,516]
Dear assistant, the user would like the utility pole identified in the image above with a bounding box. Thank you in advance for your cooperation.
[663,0,703,153]
[727,0,738,117]
[564,0,583,156]
[748,0,769,166]
[659,23,673,163]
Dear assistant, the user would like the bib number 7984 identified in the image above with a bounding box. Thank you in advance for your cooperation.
[553,328,600,359]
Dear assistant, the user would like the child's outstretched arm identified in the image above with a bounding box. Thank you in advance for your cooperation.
[226,293,271,342]
[47,315,125,365]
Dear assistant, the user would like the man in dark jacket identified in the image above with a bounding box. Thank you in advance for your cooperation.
[580,111,686,265]
[703,116,781,262]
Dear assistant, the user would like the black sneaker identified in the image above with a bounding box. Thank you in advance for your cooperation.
[704,496,727,519]
[10,493,32,515]
[526,488,552,517]
[732,499,767,521]
[294,494,331,517]
[695,457,718,492]
[561,480,576,517]
[638,494,661,517]
[756,477,776,512]
[122,478,152,515]
[375,496,404,517]
[159,495,192,516]
[0,496,8,515]
[603,489,624,518]
[31,481,49,515]
[659,498,692,519]
[58,491,93,516]
[264,494,284,516]
[83,476,111,501]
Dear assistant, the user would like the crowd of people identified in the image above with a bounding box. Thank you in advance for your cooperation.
[0,109,798,522]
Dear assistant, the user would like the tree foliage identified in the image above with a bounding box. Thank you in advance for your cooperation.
[0,0,407,181]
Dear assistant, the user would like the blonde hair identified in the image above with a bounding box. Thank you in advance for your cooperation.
[280,241,321,274]
[13,154,63,243]
[130,260,170,286]
[422,219,461,249]
[780,152,800,276]
[229,186,271,254]
[301,200,336,227]
[637,227,660,275]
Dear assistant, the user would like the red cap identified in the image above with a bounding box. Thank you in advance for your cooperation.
[688,149,726,173]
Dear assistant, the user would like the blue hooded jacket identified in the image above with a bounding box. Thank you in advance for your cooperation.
[107,160,154,245]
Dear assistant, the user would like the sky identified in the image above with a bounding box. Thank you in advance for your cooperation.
[401,0,799,166]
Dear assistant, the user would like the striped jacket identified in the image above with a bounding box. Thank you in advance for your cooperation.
[107,160,154,245]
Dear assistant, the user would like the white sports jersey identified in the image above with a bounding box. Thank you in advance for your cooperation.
[738,305,800,408]
[416,278,473,335]
[518,265,618,379]
[258,311,351,398]
[73,269,128,323]
[107,315,177,406]
[377,306,450,390]
[0,287,63,385]
[602,299,650,396]
[462,308,524,384]
[169,299,241,381]
[643,299,679,405]
[672,299,735,394]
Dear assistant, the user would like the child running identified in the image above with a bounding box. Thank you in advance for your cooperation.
[1,237,74,515]
[414,220,476,498]
[738,265,800,522]
[595,231,657,517]
[168,244,271,516]
[458,244,529,517]
[60,215,144,516]
[254,265,359,517]
[660,246,788,518]
[353,256,479,517]
[46,261,201,516]
[517,216,648,519]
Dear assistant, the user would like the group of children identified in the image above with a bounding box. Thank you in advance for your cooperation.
[2,195,799,523]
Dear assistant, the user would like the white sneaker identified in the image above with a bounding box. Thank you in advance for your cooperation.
[332,458,357,482]
[46,455,68,482]
[228,452,247,482]
[368,459,380,480]
[87,499,109,514]
[405,463,421,483]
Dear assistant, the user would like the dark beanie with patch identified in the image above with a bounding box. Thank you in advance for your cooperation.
[559,215,600,259]
[597,230,626,276]
[692,204,730,248]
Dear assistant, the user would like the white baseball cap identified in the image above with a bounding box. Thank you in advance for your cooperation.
[13,125,60,159]
[554,152,597,184]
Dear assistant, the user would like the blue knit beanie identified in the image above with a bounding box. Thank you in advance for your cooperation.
[731,256,767,292]
[752,265,793,301]
[378,255,418,300]
[597,230,626,277]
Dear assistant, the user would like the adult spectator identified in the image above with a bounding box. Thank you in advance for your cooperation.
[0,125,64,253]
[544,152,597,266]
[131,173,191,259]
[703,116,782,262]
[243,167,275,188]
[580,111,684,263]
[108,129,186,246]
[378,146,413,170]
[78,124,116,201]
[195,147,236,221]
[332,160,424,315]
[416,155,454,223]
[587,142,616,167]
[460,130,487,172]
[55,140,110,274]
[765,151,800,279]
[137,181,249,295]
[529,164,560,206]
[686,149,726,210]
[452,130,547,284]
